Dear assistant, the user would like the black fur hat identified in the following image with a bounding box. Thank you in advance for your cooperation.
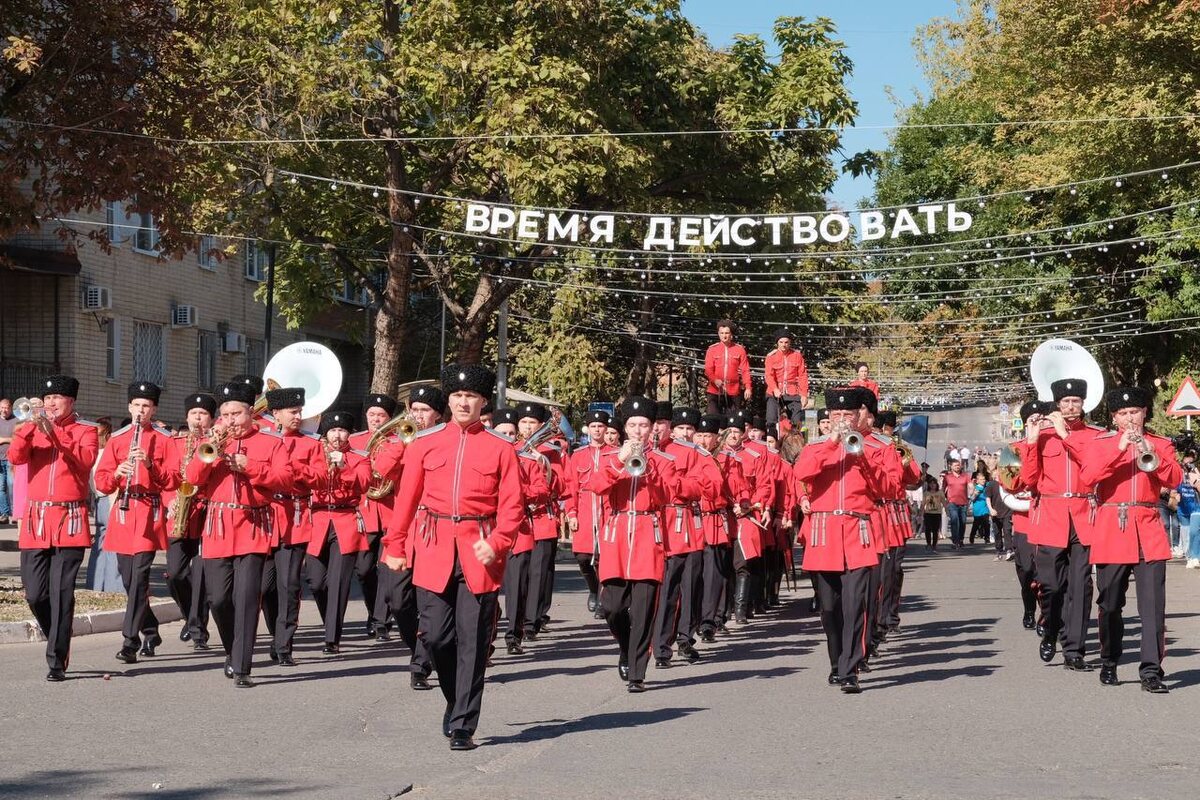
[1050,379,1087,402]
[440,364,495,397]
[127,381,161,403]
[266,387,305,411]
[41,374,79,398]
[185,393,218,416]
[363,393,398,417]
[216,382,257,406]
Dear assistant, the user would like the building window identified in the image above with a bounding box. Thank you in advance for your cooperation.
[105,201,128,244]
[245,337,266,378]
[131,210,160,254]
[244,242,269,281]
[105,318,121,381]
[197,330,219,390]
[132,321,165,384]
[198,235,219,270]
[336,277,369,306]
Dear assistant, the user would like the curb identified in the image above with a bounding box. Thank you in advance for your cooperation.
[0,599,182,645]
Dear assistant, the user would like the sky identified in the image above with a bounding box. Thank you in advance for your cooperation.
[681,0,961,207]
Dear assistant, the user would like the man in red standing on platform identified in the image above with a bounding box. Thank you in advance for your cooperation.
[382,364,523,751]
[704,319,752,416]
[764,328,809,433]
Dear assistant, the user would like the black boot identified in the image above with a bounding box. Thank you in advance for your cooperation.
[734,573,750,625]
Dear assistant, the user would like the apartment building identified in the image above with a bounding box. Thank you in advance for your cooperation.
[0,203,370,423]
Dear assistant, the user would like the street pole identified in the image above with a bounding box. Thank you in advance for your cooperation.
[496,299,509,408]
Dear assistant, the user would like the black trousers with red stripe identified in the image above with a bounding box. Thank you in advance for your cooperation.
[814,567,871,679]
[1096,559,1166,679]
[1034,523,1092,659]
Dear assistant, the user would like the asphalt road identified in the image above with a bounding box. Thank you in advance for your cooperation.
[3,541,1200,800]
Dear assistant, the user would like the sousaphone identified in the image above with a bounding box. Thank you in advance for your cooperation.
[262,341,343,432]
[1029,338,1104,413]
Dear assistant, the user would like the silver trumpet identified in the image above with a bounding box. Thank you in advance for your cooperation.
[1127,427,1159,472]
[625,441,647,477]
[835,423,864,456]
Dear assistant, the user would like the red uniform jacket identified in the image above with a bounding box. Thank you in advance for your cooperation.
[267,431,324,547]
[849,378,881,400]
[526,441,565,541]
[792,436,890,572]
[721,448,766,560]
[589,449,671,582]
[565,445,616,555]
[8,413,99,549]
[1065,431,1181,564]
[704,341,752,396]
[870,432,916,548]
[307,447,373,556]
[764,349,809,398]
[163,432,209,541]
[185,428,290,557]
[350,429,394,534]
[382,422,522,595]
[514,445,555,556]
[659,439,706,555]
[694,449,742,547]
[95,422,180,554]
[1020,421,1105,547]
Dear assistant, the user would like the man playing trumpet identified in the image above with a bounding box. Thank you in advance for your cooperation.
[1062,387,1180,692]
[1021,378,1106,671]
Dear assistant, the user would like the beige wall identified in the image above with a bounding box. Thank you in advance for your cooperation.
[5,206,366,424]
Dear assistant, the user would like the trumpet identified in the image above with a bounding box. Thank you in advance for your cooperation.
[197,426,230,464]
[625,441,647,477]
[1126,427,1160,472]
[892,434,913,468]
[13,397,34,421]
[834,423,863,455]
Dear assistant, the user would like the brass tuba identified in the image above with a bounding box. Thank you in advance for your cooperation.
[997,444,1023,491]
[365,413,419,500]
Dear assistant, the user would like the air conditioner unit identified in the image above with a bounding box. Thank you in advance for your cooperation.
[223,331,247,353]
[81,285,112,312]
[171,305,197,328]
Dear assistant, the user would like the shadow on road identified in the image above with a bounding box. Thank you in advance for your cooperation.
[483,706,708,745]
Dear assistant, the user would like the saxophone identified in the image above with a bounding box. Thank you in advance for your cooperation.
[168,428,200,539]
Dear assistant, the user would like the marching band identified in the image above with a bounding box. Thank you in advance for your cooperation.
[7,332,1187,751]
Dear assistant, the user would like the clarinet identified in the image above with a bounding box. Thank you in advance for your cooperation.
[118,412,144,512]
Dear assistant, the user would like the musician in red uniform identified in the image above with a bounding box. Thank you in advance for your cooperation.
[352,392,400,639]
[9,374,99,681]
[764,328,809,432]
[743,416,782,614]
[652,406,705,667]
[1064,387,1180,692]
[165,392,217,650]
[515,401,564,640]
[693,415,744,643]
[1007,400,1047,631]
[186,381,289,687]
[493,407,548,654]
[374,384,443,690]
[704,319,752,416]
[869,410,920,650]
[565,409,616,617]
[1020,378,1105,670]
[95,381,180,663]
[382,364,522,751]
[792,387,891,693]
[722,415,769,625]
[305,408,373,653]
[265,386,324,666]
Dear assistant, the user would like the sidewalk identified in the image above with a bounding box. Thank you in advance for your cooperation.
[0,520,181,642]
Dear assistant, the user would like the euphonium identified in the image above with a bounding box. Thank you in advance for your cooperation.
[364,413,418,500]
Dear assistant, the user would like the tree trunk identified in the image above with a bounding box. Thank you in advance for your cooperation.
[371,143,413,393]
[448,272,521,365]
